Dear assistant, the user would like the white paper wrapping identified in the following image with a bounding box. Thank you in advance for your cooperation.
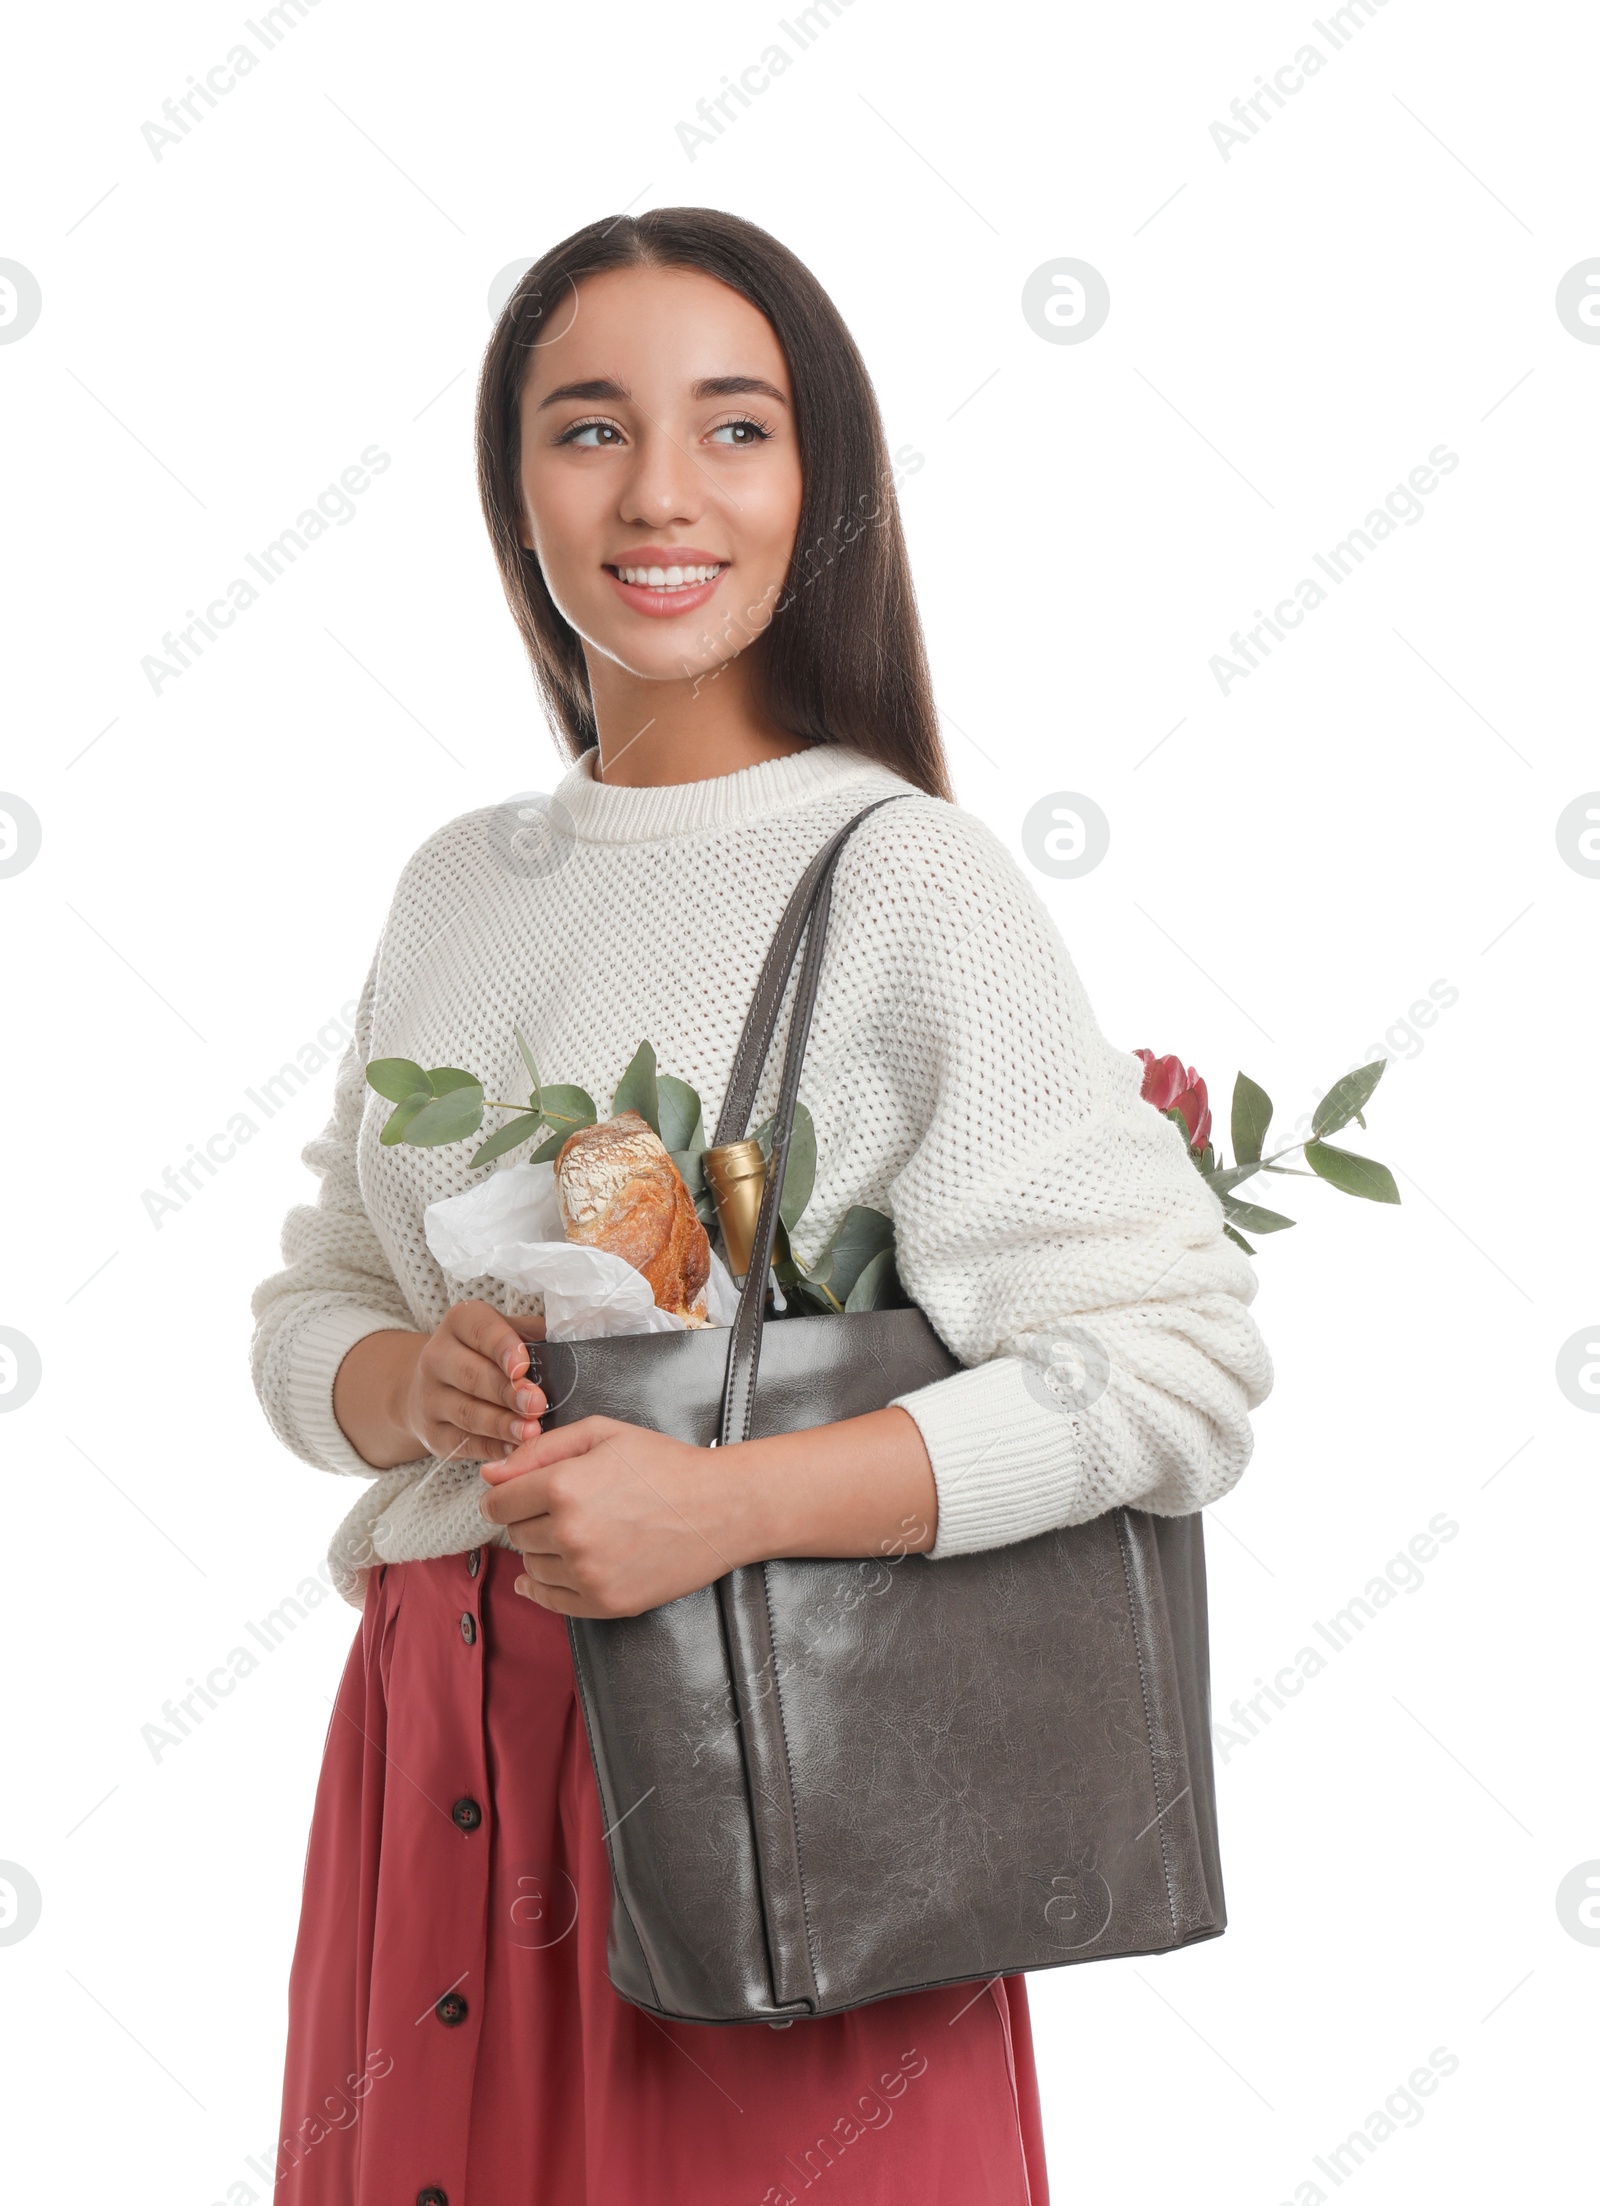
[423,1160,741,1340]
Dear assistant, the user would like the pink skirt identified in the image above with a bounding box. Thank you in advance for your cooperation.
[275,1542,1051,2205]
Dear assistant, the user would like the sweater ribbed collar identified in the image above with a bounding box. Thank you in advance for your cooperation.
[549,740,907,845]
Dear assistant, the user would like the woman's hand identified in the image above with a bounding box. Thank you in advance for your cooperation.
[401,1300,549,1462]
[478,1405,940,1618]
[332,1300,547,1472]
[479,1419,748,1617]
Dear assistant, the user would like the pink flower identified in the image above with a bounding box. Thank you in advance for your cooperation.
[1134,1048,1211,1153]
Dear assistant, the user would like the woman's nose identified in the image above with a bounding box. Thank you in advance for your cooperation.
[617,429,707,528]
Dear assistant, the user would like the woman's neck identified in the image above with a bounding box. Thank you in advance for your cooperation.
[585,648,812,788]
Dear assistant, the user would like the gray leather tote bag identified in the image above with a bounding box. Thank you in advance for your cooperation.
[533,797,1227,2025]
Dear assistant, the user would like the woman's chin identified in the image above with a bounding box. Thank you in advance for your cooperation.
[587,631,744,689]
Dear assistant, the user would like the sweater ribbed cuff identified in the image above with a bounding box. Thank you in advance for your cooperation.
[284,1305,424,1478]
[892,1358,1087,1559]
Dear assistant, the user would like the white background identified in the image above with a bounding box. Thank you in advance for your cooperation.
[1,1,1595,2199]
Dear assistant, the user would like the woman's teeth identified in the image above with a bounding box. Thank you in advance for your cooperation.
[613,563,723,589]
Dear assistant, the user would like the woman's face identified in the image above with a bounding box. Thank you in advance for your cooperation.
[516,265,804,687]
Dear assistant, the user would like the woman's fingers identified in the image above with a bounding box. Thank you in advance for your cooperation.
[433,1333,546,1418]
[519,1579,584,1613]
[516,1550,580,1596]
[417,1421,489,1467]
[445,1301,544,1393]
[430,1381,538,1448]
[502,1512,561,1556]
[479,1414,611,1487]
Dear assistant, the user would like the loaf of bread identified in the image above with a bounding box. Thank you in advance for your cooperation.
[555,1110,712,1323]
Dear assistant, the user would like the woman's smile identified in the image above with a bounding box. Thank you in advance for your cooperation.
[603,545,729,618]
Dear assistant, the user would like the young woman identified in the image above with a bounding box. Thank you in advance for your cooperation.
[251,207,1272,2204]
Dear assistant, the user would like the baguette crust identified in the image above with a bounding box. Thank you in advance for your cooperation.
[555,1110,711,1322]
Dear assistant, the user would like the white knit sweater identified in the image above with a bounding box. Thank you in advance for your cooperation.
[250,741,1273,1603]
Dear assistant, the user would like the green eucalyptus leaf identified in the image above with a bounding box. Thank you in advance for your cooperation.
[670,1148,706,1195]
[425,1066,481,1096]
[470,1112,546,1169]
[790,1275,844,1316]
[657,1074,702,1154]
[808,1205,895,1302]
[1311,1061,1386,1140]
[367,1057,429,1103]
[537,1085,597,1138]
[378,1093,432,1145]
[1222,1223,1256,1256]
[749,1105,817,1232]
[1231,1073,1273,1166]
[611,1041,660,1134]
[1203,1160,1265,1197]
[513,1023,542,1108]
[528,1131,567,1165]
[693,1189,718,1230]
[1220,1194,1295,1234]
[401,1082,485,1147]
[1304,1140,1401,1204]
[778,1103,817,1232]
[844,1247,900,1312]
[1163,1102,1198,1150]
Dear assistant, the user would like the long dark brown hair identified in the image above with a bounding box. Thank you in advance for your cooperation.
[475,208,952,802]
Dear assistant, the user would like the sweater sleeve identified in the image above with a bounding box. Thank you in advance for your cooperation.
[858,810,1274,1559]
[249,951,431,1481]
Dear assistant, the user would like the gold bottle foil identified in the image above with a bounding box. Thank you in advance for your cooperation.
[701,1138,767,1280]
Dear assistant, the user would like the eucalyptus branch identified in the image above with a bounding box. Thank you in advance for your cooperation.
[1142,1051,1400,1258]
[365,1036,905,1313]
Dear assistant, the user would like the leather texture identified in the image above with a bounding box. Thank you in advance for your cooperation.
[554,799,1227,2025]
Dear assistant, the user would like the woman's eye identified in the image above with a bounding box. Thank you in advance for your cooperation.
[708,418,772,446]
[559,419,624,448]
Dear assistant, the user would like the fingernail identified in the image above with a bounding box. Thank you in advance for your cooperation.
[514,1386,543,1415]
[511,1418,529,1442]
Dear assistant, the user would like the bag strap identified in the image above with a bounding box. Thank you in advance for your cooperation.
[716,793,913,1447]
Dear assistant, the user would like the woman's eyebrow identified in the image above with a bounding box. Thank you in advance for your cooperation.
[692,375,789,405]
[536,377,628,410]
[535,373,789,411]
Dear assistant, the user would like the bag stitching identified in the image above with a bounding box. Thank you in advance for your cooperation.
[763,1559,825,2007]
[1112,1509,1180,1937]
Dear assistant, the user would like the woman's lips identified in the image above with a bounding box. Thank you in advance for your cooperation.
[603,564,727,619]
